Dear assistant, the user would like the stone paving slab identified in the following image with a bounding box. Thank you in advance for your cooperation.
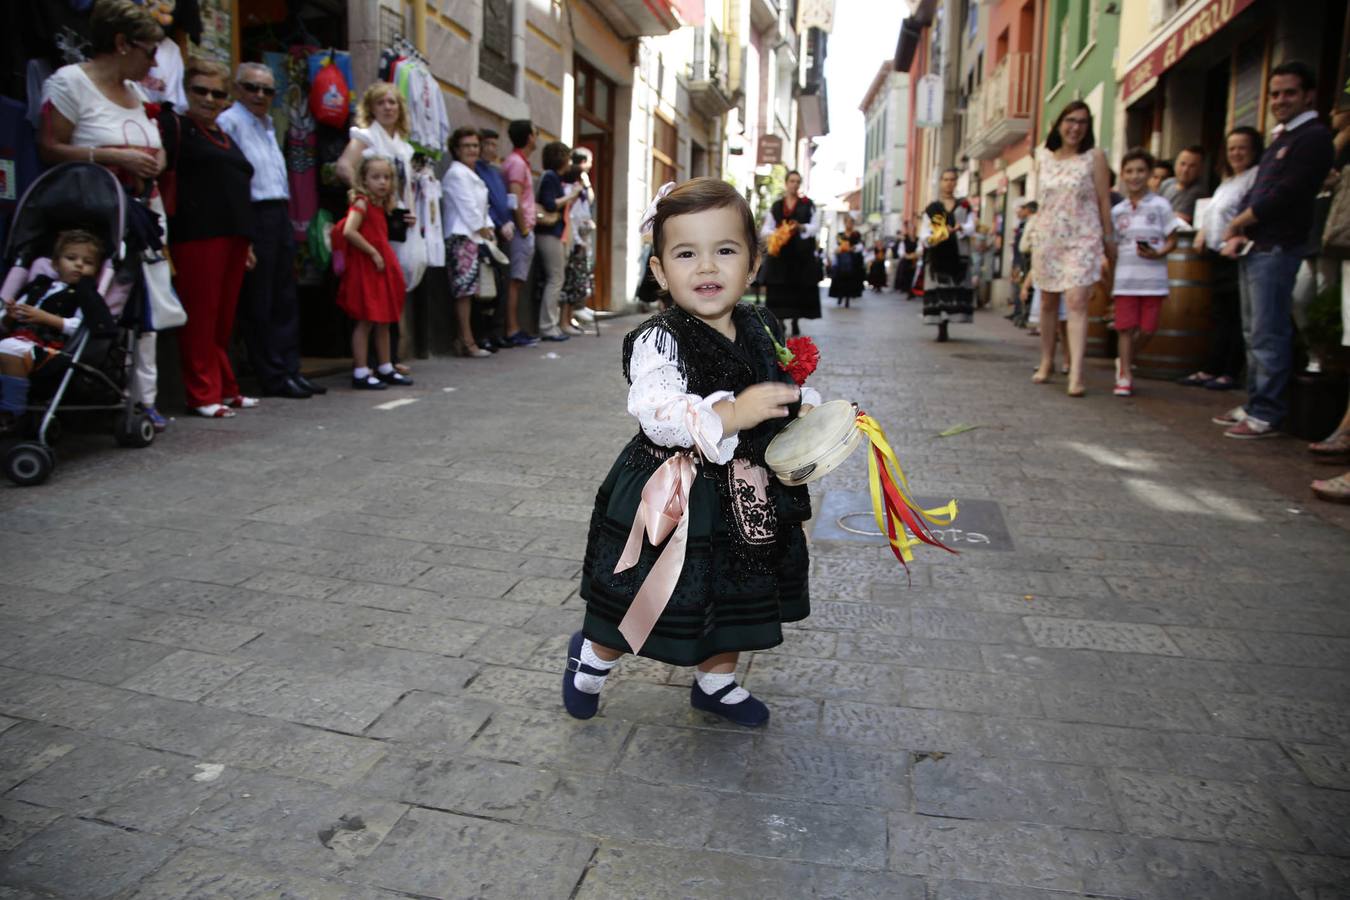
[2,298,1348,898]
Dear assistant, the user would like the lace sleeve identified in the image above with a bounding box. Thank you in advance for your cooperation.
[627,329,738,464]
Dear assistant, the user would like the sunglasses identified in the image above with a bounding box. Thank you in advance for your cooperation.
[189,85,229,100]
[130,40,158,59]
[239,81,277,97]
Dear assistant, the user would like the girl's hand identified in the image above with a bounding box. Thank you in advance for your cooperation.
[370,250,385,272]
[245,246,257,271]
[1137,244,1159,260]
[798,403,815,417]
[403,212,416,225]
[731,382,800,431]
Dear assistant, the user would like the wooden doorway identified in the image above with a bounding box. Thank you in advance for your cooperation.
[574,56,616,309]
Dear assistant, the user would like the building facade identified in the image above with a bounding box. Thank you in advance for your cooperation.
[859,62,910,239]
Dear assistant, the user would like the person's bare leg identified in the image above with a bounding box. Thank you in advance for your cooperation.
[696,651,738,675]
[588,641,623,662]
[1117,329,1135,383]
[1064,285,1090,393]
[374,323,392,367]
[351,321,372,369]
[1034,291,1060,381]
[455,295,476,349]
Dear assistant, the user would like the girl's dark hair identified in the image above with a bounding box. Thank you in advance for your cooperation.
[1222,126,1264,177]
[542,140,570,172]
[1045,100,1095,152]
[651,177,759,268]
[447,127,480,163]
[1120,147,1156,172]
[90,0,163,55]
[785,169,802,181]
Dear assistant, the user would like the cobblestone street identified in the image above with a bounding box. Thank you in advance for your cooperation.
[1,292,1348,899]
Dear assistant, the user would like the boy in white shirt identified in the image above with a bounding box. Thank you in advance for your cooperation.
[1111,148,1181,397]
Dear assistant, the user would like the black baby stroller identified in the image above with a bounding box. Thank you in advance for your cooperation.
[0,162,158,486]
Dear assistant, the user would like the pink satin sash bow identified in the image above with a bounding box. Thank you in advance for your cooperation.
[614,451,699,653]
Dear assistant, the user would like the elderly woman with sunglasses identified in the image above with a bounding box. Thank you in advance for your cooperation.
[156,58,258,419]
[38,0,170,430]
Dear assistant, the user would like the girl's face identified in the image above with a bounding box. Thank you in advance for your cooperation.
[939,170,958,196]
[785,173,802,196]
[373,93,401,127]
[55,242,100,284]
[649,206,756,329]
[1121,159,1150,194]
[1226,133,1256,174]
[364,162,394,200]
[1057,108,1090,149]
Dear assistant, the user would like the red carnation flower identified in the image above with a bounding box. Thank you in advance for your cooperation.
[779,336,819,386]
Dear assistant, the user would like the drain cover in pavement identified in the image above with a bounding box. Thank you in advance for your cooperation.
[813,491,1013,551]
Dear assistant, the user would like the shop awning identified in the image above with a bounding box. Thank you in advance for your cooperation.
[1121,0,1258,106]
[893,0,936,72]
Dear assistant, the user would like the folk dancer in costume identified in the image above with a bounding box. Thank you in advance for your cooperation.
[920,168,977,342]
[564,178,824,728]
[760,169,822,335]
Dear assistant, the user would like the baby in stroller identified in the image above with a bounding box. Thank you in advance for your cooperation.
[0,229,113,431]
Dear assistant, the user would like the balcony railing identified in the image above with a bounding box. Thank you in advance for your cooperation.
[966,52,1034,160]
[686,24,736,118]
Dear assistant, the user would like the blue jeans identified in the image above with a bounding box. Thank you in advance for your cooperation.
[1238,248,1301,427]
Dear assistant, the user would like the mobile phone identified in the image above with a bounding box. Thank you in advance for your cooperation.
[1135,240,1151,253]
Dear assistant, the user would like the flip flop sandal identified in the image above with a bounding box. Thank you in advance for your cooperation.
[1203,376,1236,391]
[1311,473,1350,504]
[1179,372,1215,386]
[1310,431,1350,456]
[192,405,236,418]
[225,395,261,409]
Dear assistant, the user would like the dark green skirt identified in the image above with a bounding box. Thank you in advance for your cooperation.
[580,438,811,667]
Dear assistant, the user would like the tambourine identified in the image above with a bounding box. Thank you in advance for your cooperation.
[764,399,864,486]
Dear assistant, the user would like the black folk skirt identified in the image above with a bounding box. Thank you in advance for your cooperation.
[579,438,811,666]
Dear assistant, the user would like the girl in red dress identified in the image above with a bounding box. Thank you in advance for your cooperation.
[335,155,411,389]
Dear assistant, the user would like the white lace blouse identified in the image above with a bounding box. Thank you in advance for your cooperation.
[627,328,823,466]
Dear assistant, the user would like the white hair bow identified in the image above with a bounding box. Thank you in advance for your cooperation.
[639,182,677,235]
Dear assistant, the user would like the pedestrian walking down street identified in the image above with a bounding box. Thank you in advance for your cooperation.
[920,168,977,342]
[1109,148,1181,398]
[760,170,822,334]
[564,178,823,728]
[894,224,919,298]
[332,156,410,390]
[1218,61,1334,439]
[866,240,889,292]
[827,216,865,309]
[1024,100,1115,397]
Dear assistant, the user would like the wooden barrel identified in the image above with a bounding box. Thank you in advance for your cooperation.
[1135,240,1212,380]
[1086,279,1114,358]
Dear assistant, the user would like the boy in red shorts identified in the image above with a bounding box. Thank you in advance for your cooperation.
[1111,148,1181,396]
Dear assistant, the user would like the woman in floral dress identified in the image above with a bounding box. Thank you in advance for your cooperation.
[1025,100,1115,396]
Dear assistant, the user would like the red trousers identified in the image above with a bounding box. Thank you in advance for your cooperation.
[172,236,248,408]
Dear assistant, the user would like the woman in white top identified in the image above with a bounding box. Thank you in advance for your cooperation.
[336,83,425,291]
[1178,126,1263,390]
[38,0,169,431]
[440,127,494,358]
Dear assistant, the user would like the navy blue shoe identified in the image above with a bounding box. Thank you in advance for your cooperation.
[689,681,770,727]
[562,631,607,720]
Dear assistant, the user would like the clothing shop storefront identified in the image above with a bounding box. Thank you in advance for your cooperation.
[1117,0,1347,178]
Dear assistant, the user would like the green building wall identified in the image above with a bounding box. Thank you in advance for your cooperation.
[1039,0,1120,156]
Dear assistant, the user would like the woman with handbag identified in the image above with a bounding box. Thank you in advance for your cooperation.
[37,0,172,431]
[157,58,258,417]
[440,127,494,358]
[535,141,584,341]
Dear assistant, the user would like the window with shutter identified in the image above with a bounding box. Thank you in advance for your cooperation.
[480,0,515,94]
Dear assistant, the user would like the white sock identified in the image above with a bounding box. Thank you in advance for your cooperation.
[573,639,618,694]
[377,363,395,375]
[353,366,371,379]
[696,669,748,704]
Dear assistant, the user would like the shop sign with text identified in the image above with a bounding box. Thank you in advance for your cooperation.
[1123,0,1257,105]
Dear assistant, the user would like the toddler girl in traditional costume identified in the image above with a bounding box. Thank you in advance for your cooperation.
[564,178,822,727]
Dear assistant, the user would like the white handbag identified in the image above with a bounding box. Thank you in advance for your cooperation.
[141,248,186,331]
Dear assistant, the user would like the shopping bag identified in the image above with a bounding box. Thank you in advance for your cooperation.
[141,249,186,331]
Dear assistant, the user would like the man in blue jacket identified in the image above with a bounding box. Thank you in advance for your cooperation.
[1218,60,1334,439]
[475,129,515,350]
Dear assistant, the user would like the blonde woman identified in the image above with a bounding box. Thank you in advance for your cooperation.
[336,83,424,290]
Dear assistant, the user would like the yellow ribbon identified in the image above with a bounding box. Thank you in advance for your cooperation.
[855,413,958,562]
